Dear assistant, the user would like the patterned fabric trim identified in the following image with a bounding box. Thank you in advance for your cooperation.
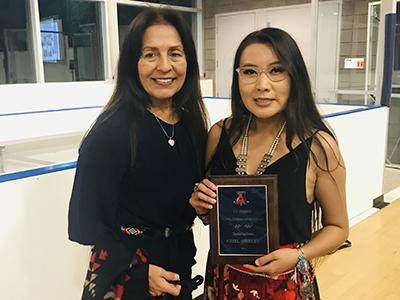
[121,226,145,236]
[203,243,317,300]
[120,225,193,238]
[83,246,148,300]
[84,249,110,299]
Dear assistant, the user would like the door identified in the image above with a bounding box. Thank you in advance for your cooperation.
[216,13,255,97]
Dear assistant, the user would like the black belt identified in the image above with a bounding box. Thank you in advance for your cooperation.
[121,225,192,239]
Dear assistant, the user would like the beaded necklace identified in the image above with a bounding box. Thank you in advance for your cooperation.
[235,115,286,175]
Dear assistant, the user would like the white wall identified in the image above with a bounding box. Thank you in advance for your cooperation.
[203,97,231,125]
[324,106,389,219]
[216,12,256,97]
[0,80,213,114]
[0,170,89,300]
[0,82,112,113]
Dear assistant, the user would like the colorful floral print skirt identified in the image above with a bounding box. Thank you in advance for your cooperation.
[203,245,320,300]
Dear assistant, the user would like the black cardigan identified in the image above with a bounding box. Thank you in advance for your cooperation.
[68,101,200,299]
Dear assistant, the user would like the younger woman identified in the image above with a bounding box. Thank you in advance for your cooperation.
[190,27,349,300]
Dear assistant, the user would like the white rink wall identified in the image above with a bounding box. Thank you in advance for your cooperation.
[0,97,389,300]
[0,80,213,114]
[0,169,89,300]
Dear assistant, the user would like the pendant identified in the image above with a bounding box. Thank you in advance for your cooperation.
[168,138,175,146]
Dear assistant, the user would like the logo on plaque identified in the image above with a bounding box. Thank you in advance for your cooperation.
[234,191,249,206]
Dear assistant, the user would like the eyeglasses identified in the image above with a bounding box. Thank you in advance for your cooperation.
[235,65,288,84]
[140,49,186,63]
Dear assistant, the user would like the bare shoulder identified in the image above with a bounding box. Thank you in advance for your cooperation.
[208,119,224,139]
[313,131,339,151]
[311,131,344,171]
[206,119,229,164]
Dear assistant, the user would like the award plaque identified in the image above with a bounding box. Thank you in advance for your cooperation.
[208,175,279,264]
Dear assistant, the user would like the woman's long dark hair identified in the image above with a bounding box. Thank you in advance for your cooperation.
[98,8,208,176]
[227,27,333,157]
[222,27,339,233]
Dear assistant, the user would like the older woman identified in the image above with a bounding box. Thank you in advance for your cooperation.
[68,8,208,300]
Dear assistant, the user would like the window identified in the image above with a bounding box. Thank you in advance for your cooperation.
[117,4,197,49]
[117,4,142,49]
[38,0,105,82]
[0,0,36,84]
[0,0,201,85]
[140,0,196,8]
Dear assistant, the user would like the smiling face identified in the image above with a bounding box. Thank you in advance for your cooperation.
[138,23,187,105]
[238,43,291,121]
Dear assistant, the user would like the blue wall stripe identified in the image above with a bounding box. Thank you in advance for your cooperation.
[0,162,76,183]
[204,97,372,107]
[203,96,231,100]
[203,96,381,118]
[323,105,385,119]
[0,105,103,118]
[317,102,370,107]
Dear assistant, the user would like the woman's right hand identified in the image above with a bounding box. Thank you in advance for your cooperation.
[148,264,181,297]
[189,179,217,216]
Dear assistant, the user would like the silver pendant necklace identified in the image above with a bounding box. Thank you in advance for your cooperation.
[151,112,175,147]
[235,115,286,175]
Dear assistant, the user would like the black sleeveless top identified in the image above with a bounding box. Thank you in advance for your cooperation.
[209,121,314,245]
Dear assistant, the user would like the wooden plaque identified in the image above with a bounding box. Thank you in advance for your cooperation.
[208,175,279,264]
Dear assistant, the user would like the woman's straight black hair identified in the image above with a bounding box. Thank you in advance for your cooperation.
[222,27,335,172]
[219,27,340,234]
[95,8,208,176]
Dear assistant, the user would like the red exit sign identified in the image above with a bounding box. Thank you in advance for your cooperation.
[344,58,365,69]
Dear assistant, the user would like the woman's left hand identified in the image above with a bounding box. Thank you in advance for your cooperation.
[243,248,299,277]
[148,264,181,297]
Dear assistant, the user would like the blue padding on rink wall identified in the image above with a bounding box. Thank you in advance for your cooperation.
[0,162,77,183]
[0,105,102,118]
[381,13,397,107]
[203,96,231,100]
[317,102,370,107]
[323,105,384,119]
[0,102,386,183]
[203,96,381,118]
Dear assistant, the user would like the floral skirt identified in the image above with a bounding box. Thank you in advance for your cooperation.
[203,245,320,300]
[81,230,195,300]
